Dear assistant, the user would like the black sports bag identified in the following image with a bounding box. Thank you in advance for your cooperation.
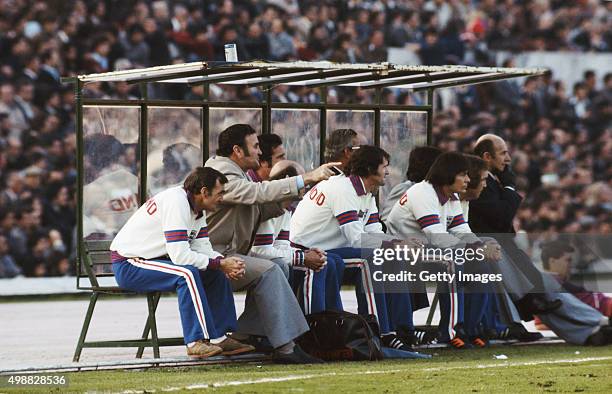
[297,310,384,361]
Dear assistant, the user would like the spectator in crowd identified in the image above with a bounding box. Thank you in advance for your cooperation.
[363,30,387,63]
[540,241,612,319]
[0,233,22,278]
[37,50,62,90]
[120,24,150,68]
[267,19,295,61]
[244,23,270,61]
[0,82,29,138]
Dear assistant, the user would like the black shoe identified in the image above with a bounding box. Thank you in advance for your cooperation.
[483,328,499,340]
[381,333,415,352]
[398,327,438,346]
[273,344,325,364]
[586,326,612,346]
[497,323,543,342]
[531,296,562,315]
[238,335,274,353]
[438,324,472,349]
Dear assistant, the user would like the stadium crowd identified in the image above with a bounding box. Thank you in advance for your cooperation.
[0,0,610,278]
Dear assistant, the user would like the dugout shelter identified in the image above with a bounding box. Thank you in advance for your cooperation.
[62,60,545,362]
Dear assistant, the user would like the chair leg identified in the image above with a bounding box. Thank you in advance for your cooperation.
[73,292,99,362]
[426,292,439,326]
[136,292,161,358]
[147,292,161,358]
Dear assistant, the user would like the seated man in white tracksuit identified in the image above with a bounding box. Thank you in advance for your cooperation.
[386,152,502,348]
[291,145,418,351]
[250,161,343,314]
[110,167,254,358]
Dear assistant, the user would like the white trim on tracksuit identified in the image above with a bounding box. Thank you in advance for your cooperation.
[128,257,210,339]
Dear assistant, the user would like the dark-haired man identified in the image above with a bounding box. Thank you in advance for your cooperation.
[291,145,418,351]
[387,152,502,348]
[205,123,339,363]
[539,240,612,319]
[110,167,255,358]
[381,146,442,220]
[531,240,612,346]
[247,133,286,182]
[250,160,342,314]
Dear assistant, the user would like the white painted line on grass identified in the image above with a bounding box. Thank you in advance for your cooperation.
[421,356,612,372]
[115,357,612,393]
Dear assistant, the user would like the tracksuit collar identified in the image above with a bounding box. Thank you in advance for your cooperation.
[246,168,262,182]
[433,184,458,205]
[349,175,367,196]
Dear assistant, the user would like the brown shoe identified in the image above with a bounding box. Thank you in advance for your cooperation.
[187,340,223,358]
[216,337,256,356]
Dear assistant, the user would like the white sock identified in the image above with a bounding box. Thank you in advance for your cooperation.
[210,335,227,344]
[276,341,295,355]
[187,341,196,347]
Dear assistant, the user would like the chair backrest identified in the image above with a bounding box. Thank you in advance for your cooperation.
[79,240,115,290]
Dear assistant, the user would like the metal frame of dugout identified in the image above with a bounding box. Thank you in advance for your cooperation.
[61,60,546,362]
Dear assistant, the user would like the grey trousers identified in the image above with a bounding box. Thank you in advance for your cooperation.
[494,289,523,326]
[270,257,291,280]
[491,247,607,344]
[536,273,607,345]
[230,253,308,348]
[484,239,535,300]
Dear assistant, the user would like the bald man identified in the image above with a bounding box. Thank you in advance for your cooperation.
[471,134,562,333]
[470,134,516,235]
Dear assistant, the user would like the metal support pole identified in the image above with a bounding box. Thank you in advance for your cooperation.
[75,80,84,286]
[202,84,210,163]
[147,293,161,359]
[426,293,439,326]
[426,89,434,145]
[263,85,272,134]
[319,87,327,165]
[138,83,148,204]
[374,87,381,147]
[136,292,161,358]
[73,292,99,362]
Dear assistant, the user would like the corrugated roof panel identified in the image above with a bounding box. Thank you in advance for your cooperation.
[68,61,547,89]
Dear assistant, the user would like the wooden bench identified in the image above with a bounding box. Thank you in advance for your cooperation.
[73,240,183,362]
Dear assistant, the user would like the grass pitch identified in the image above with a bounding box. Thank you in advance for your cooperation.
[4,344,612,393]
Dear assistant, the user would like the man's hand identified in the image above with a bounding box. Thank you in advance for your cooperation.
[220,256,246,280]
[311,248,327,260]
[483,240,502,262]
[394,237,425,249]
[304,249,326,272]
[498,166,516,188]
[302,162,343,185]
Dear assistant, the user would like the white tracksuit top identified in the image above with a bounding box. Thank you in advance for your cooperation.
[386,180,480,248]
[250,209,305,266]
[110,186,222,270]
[290,175,383,250]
